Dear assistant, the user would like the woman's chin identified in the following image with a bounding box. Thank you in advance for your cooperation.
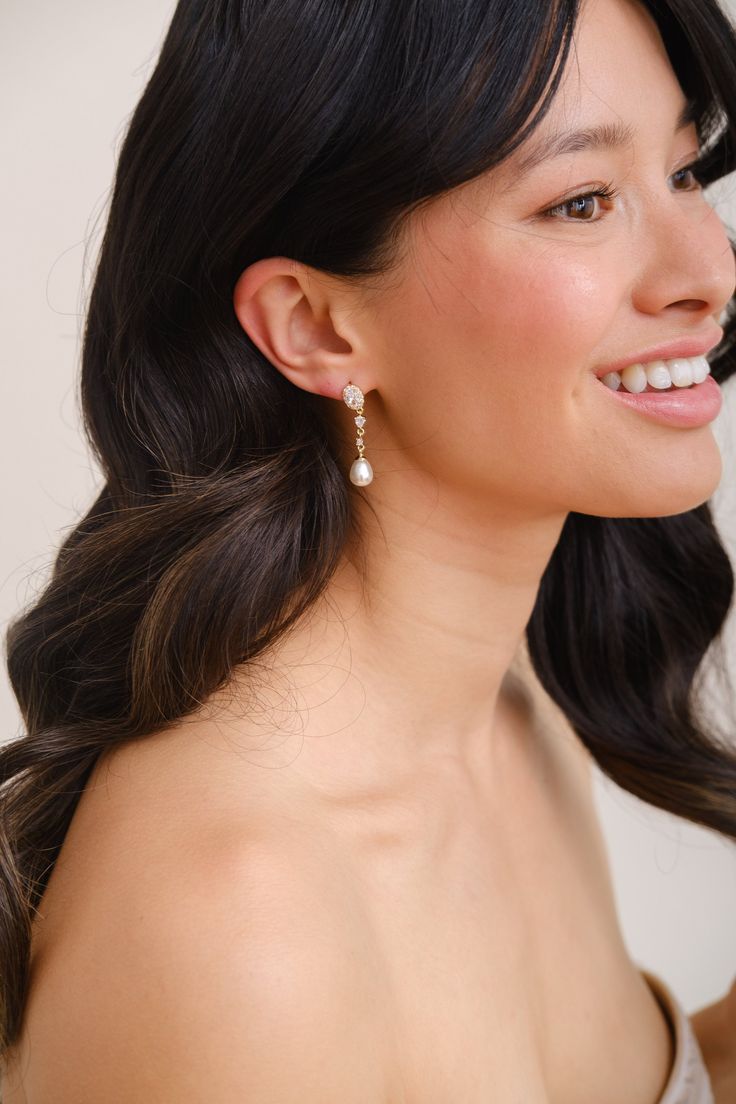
[612,462,721,519]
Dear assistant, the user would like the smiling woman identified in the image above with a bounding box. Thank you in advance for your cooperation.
[2,0,736,1101]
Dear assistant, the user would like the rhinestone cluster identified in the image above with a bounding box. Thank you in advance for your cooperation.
[342,384,367,458]
[342,382,373,486]
[342,384,364,410]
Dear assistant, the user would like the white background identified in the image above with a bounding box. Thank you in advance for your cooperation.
[2,0,736,1014]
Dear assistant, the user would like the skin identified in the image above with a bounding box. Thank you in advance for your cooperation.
[690,978,736,1100]
[6,0,736,1100]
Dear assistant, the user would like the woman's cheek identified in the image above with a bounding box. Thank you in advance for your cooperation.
[382,216,626,416]
[498,245,621,342]
[447,255,621,410]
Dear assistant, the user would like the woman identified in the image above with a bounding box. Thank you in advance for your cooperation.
[2,0,736,1099]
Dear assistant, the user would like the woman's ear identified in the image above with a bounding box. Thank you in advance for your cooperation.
[232,256,374,401]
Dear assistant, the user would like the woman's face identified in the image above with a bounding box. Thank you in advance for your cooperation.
[362,0,736,519]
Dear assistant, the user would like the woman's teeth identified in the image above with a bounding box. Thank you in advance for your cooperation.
[600,355,711,393]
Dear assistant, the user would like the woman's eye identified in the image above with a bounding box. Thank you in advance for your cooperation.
[542,187,617,222]
[541,163,703,223]
[670,165,702,191]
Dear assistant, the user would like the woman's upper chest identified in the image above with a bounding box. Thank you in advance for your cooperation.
[345,713,674,1104]
[13,677,673,1104]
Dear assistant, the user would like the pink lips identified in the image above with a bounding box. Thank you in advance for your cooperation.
[594,328,724,379]
[597,373,722,428]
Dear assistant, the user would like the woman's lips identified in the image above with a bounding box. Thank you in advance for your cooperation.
[593,328,724,379]
[596,372,723,429]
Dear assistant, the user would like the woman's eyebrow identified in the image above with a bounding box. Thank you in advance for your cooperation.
[505,96,699,182]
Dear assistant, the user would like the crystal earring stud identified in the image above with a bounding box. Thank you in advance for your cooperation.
[342,382,374,486]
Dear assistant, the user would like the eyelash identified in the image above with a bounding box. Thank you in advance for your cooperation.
[540,161,704,222]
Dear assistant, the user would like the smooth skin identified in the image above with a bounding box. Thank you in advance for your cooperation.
[6,0,736,1100]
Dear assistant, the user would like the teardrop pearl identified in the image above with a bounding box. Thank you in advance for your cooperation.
[349,457,373,486]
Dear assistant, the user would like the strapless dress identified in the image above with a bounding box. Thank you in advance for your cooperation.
[641,970,715,1104]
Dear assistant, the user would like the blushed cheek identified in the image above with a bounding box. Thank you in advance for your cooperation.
[439,242,622,404]
[379,239,623,489]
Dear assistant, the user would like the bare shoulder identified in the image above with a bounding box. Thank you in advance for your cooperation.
[10,734,392,1103]
[116,839,388,1102]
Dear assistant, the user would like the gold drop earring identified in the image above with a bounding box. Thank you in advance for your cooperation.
[342,382,373,486]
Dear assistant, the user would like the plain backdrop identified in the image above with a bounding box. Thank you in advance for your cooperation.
[2,0,736,1016]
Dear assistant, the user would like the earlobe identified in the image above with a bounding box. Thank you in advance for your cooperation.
[232,256,364,401]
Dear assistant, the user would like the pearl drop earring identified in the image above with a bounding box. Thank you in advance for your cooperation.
[342,382,374,486]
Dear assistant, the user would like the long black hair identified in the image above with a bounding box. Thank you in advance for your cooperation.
[3,0,736,1060]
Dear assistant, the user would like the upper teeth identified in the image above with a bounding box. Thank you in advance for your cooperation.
[600,355,711,393]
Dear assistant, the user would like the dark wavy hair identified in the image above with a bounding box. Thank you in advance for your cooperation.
[3,0,736,1062]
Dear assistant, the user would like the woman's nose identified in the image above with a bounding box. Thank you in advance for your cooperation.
[631,195,736,322]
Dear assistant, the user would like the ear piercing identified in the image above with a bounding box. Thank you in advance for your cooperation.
[342,382,373,486]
